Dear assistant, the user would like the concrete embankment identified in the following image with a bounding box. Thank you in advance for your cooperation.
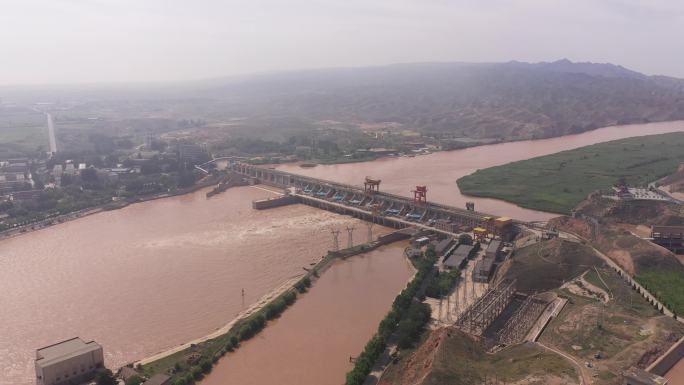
[648,336,684,377]
[252,195,300,209]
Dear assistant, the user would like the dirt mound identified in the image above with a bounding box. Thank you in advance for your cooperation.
[384,327,578,385]
[505,239,603,293]
[549,217,684,275]
[571,193,683,227]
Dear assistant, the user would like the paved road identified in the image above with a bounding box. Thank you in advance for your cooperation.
[46,112,57,153]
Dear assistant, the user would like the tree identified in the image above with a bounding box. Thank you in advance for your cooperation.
[178,172,196,188]
[125,375,143,385]
[458,233,473,245]
[95,369,117,385]
[81,167,98,182]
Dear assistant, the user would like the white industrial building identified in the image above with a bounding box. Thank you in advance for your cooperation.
[35,337,104,385]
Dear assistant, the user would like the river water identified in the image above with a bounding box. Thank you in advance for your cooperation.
[201,243,414,385]
[0,186,377,385]
[3,121,684,385]
[278,120,684,222]
[668,359,684,385]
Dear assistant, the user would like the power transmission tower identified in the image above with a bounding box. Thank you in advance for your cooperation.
[330,229,340,251]
[346,226,355,248]
[366,221,374,243]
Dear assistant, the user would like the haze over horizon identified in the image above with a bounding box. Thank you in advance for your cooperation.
[2,0,684,86]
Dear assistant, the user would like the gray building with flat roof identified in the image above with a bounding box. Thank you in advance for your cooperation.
[35,337,104,385]
[444,244,475,270]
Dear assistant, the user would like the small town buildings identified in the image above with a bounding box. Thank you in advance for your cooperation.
[177,143,208,164]
[35,337,104,385]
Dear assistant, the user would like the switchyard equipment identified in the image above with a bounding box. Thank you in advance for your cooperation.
[456,279,517,336]
[495,294,548,345]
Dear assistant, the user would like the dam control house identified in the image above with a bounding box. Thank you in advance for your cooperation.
[35,337,104,385]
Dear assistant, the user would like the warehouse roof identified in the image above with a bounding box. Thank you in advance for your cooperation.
[36,337,102,368]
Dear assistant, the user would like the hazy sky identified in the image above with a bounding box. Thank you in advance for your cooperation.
[1,0,683,85]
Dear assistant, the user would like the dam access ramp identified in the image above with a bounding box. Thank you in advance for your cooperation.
[233,162,519,237]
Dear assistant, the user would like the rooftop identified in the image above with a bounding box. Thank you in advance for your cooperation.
[36,337,102,368]
[452,244,475,258]
[485,240,502,254]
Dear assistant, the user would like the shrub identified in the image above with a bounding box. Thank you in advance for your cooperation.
[191,366,203,380]
[199,358,213,373]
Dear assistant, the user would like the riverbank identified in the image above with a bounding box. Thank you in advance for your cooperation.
[277,120,684,222]
[456,132,684,214]
[0,177,219,241]
[135,238,396,382]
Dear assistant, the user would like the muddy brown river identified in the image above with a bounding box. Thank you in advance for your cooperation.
[2,121,684,385]
[201,243,414,385]
[278,121,684,222]
[0,186,378,385]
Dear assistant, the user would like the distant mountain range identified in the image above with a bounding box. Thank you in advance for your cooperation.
[189,59,684,140]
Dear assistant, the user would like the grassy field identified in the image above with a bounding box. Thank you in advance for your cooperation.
[0,108,48,154]
[457,132,684,214]
[635,270,684,316]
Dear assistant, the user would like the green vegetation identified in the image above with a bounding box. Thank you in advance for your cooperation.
[457,132,684,213]
[124,375,143,385]
[0,108,48,156]
[95,369,117,385]
[636,270,684,316]
[425,268,461,299]
[345,255,436,385]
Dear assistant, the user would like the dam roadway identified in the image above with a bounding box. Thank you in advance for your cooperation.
[231,162,527,236]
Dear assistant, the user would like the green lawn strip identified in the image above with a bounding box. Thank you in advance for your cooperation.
[635,269,684,316]
[457,132,684,214]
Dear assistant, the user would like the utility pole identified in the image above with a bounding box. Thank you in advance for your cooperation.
[346,226,355,248]
[330,229,340,251]
[366,221,374,243]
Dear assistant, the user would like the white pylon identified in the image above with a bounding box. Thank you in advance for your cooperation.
[330,229,340,251]
[346,226,355,248]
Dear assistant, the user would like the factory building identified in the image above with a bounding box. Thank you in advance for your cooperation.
[35,337,104,385]
[444,244,476,270]
[651,225,684,254]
